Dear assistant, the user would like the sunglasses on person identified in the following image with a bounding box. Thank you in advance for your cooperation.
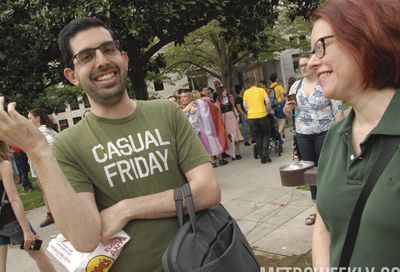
[70,40,121,67]
[311,35,335,58]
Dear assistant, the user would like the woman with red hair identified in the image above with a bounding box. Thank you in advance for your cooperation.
[310,0,400,268]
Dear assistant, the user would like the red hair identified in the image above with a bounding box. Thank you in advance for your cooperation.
[311,0,400,90]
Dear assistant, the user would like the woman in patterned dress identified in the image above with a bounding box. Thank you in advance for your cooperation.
[283,52,344,225]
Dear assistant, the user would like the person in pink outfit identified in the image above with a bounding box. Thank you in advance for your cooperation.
[215,86,244,160]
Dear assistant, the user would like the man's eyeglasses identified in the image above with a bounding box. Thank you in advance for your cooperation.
[311,35,335,58]
[70,40,121,67]
[299,63,308,69]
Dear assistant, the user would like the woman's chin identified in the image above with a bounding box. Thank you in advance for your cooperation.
[322,88,338,100]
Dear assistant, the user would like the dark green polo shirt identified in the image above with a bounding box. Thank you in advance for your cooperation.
[317,90,400,268]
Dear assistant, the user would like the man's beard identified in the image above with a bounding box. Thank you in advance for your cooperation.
[83,70,128,106]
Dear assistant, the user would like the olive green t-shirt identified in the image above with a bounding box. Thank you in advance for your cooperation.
[317,90,400,268]
[52,100,210,272]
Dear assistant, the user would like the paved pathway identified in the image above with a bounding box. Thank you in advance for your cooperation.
[7,131,314,271]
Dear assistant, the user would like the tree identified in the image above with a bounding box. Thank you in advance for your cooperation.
[31,85,85,114]
[163,22,249,93]
[1,0,301,110]
[163,1,318,92]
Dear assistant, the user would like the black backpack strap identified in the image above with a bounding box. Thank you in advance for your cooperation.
[339,135,400,267]
[182,183,197,233]
[292,79,303,130]
[173,187,184,227]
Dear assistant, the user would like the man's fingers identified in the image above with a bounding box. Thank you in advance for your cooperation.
[101,233,113,245]
[7,102,17,116]
[0,97,4,111]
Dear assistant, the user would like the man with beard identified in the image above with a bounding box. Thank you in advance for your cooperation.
[0,17,220,272]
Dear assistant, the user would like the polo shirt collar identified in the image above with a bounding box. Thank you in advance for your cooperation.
[370,89,400,136]
[338,89,400,138]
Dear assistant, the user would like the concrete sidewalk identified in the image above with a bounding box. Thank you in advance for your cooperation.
[7,134,313,271]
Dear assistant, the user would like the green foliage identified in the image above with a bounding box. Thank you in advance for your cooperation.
[164,1,318,91]
[31,85,84,113]
[0,0,320,108]
[18,178,45,211]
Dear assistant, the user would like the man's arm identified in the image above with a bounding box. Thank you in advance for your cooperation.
[0,98,101,252]
[312,210,330,268]
[99,162,221,243]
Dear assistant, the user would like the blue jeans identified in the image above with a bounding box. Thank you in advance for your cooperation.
[296,131,327,200]
[239,114,250,142]
[12,152,32,190]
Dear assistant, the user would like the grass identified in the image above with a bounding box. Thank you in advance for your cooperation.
[17,178,45,211]
[297,185,310,191]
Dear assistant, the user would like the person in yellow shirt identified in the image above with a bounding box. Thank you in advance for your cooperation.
[269,73,287,139]
[243,77,272,164]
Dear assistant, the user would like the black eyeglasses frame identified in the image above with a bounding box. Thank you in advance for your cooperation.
[311,35,335,59]
[70,40,121,67]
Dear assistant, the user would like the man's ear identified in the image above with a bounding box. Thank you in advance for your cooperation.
[64,68,80,86]
[121,51,129,64]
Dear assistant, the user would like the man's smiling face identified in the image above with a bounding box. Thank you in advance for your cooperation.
[64,27,129,106]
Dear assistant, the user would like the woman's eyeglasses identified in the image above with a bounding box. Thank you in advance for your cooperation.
[70,40,121,67]
[311,35,335,58]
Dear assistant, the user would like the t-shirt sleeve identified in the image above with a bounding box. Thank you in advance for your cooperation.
[277,85,287,95]
[243,91,248,102]
[263,89,268,99]
[172,103,210,174]
[52,137,94,193]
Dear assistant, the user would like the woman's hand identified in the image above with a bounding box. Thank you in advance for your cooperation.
[284,100,297,115]
[22,229,36,250]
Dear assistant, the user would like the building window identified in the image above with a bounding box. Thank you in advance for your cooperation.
[187,74,208,90]
[154,80,164,91]
[55,104,66,113]
[73,117,82,124]
[70,99,80,110]
[59,119,69,131]
[292,53,301,73]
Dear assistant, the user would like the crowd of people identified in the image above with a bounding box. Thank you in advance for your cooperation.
[0,0,399,270]
[164,76,291,167]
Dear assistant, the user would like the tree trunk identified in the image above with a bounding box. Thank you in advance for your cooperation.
[128,60,148,100]
[212,36,237,96]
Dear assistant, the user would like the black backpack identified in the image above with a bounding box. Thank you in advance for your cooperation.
[162,184,260,272]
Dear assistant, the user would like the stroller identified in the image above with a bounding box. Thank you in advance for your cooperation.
[253,113,283,159]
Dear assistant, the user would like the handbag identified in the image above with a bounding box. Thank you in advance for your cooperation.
[339,135,400,267]
[162,183,260,272]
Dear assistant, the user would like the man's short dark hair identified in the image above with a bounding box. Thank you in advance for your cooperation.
[269,73,278,83]
[234,84,242,95]
[58,17,116,68]
[245,77,256,87]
